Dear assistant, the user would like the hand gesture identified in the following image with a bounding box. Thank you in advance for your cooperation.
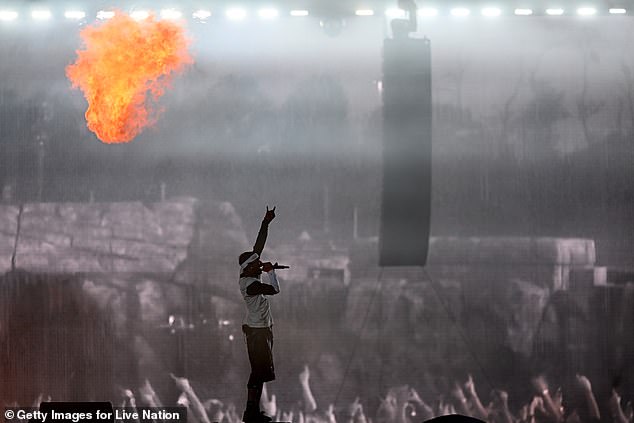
[299,364,310,385]
[575,374,592,393]
[408,387,424,405]
[348,397,363,417]
[263,206,276,223]
[491,389,509,406]
[531,375,549,395]
[464,374,476,396]
[608,389,622,416]
[170,373,192,393]
[450,382,467,403]
[262,392,277,418]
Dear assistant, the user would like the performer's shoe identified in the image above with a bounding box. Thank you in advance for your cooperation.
[258,412,273,422]
[242,409,272,423]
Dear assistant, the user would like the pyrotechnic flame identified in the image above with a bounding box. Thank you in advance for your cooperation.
[66,11,193,143]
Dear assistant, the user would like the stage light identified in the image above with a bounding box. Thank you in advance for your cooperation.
[226,8,247,20]
[258,8,279,19]
[481,7,501,16]
[160,8,182,20]
[355,9,375,16]
[418,8,438,17]
[130,10,150,20]
[290,10,309,16]
[609,8,626,13]
[64,10,86,20]
[0,10,18,21]
[97,10,115,20]
[514,8,533,15]
[577,7,596,15]
[450,7,470,16]
[31,10,52,20]
[385,8,406,18]
[193,9,212,19]
[546,8,564,15]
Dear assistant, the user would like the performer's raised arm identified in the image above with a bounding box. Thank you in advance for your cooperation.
[253,206,275,256]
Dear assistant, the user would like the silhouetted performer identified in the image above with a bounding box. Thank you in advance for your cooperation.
[239,206,280,423]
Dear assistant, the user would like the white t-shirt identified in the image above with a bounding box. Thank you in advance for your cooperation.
[239,270,280,328]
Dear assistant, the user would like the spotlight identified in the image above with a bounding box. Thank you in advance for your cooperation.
[386,8,406,18]
[546,8,564,15]
[97,10,115,19]
[609,8,626,13]
[0,10,18,21]
[130,10,150,20]
[577,7,596,15]
[226,8,247,20]
[481,7,501,16]
[355,9,375,16]
[418,8,438,17]
[514,8,533,15]
[193,9,212,20]
[31,10,52,20]
[64,10,86,20]
[290,10,309,16]
[160,8,182,20]
[258,8,279,19]
[450,7,470,16]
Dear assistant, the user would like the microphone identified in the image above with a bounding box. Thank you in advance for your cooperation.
[261,262,290,270]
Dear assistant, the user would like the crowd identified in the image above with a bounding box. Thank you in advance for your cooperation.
[11,367,633,423]
[122,367,633,423]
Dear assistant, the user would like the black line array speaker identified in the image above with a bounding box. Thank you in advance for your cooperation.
[380,37,432,267]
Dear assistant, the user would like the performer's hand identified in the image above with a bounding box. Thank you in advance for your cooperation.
[262,262,274,272]
[263,206,276,223]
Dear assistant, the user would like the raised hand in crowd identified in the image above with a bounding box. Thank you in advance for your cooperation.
[346,397,363,423]
[122,389,141,423]
[300,365,318,413]
[260,384,277,419]
[376,392,398,423]
[326,404,337,423]
[177,393,200,423]
[139,379,163,408]
[282,411,294,423]
[464,375,489,421]
[489,389,513,423]
[388,386,420,423]
[407,387,434,422]
[170,374,211,423]
[576,374,600,421]
[609,389,630,423]
[202,399,224,423]
[226,403,241,423]
[625,401,633,422]
[450,382,471,416]
[532,375,563,422]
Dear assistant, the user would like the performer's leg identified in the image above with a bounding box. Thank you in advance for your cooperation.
[244,379,272,422]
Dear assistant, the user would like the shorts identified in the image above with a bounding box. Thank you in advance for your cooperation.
[242,325,275,384]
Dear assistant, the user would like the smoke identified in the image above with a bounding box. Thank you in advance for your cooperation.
[66,12,193,143]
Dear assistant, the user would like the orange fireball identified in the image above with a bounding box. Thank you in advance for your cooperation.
[66,12,193,143]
